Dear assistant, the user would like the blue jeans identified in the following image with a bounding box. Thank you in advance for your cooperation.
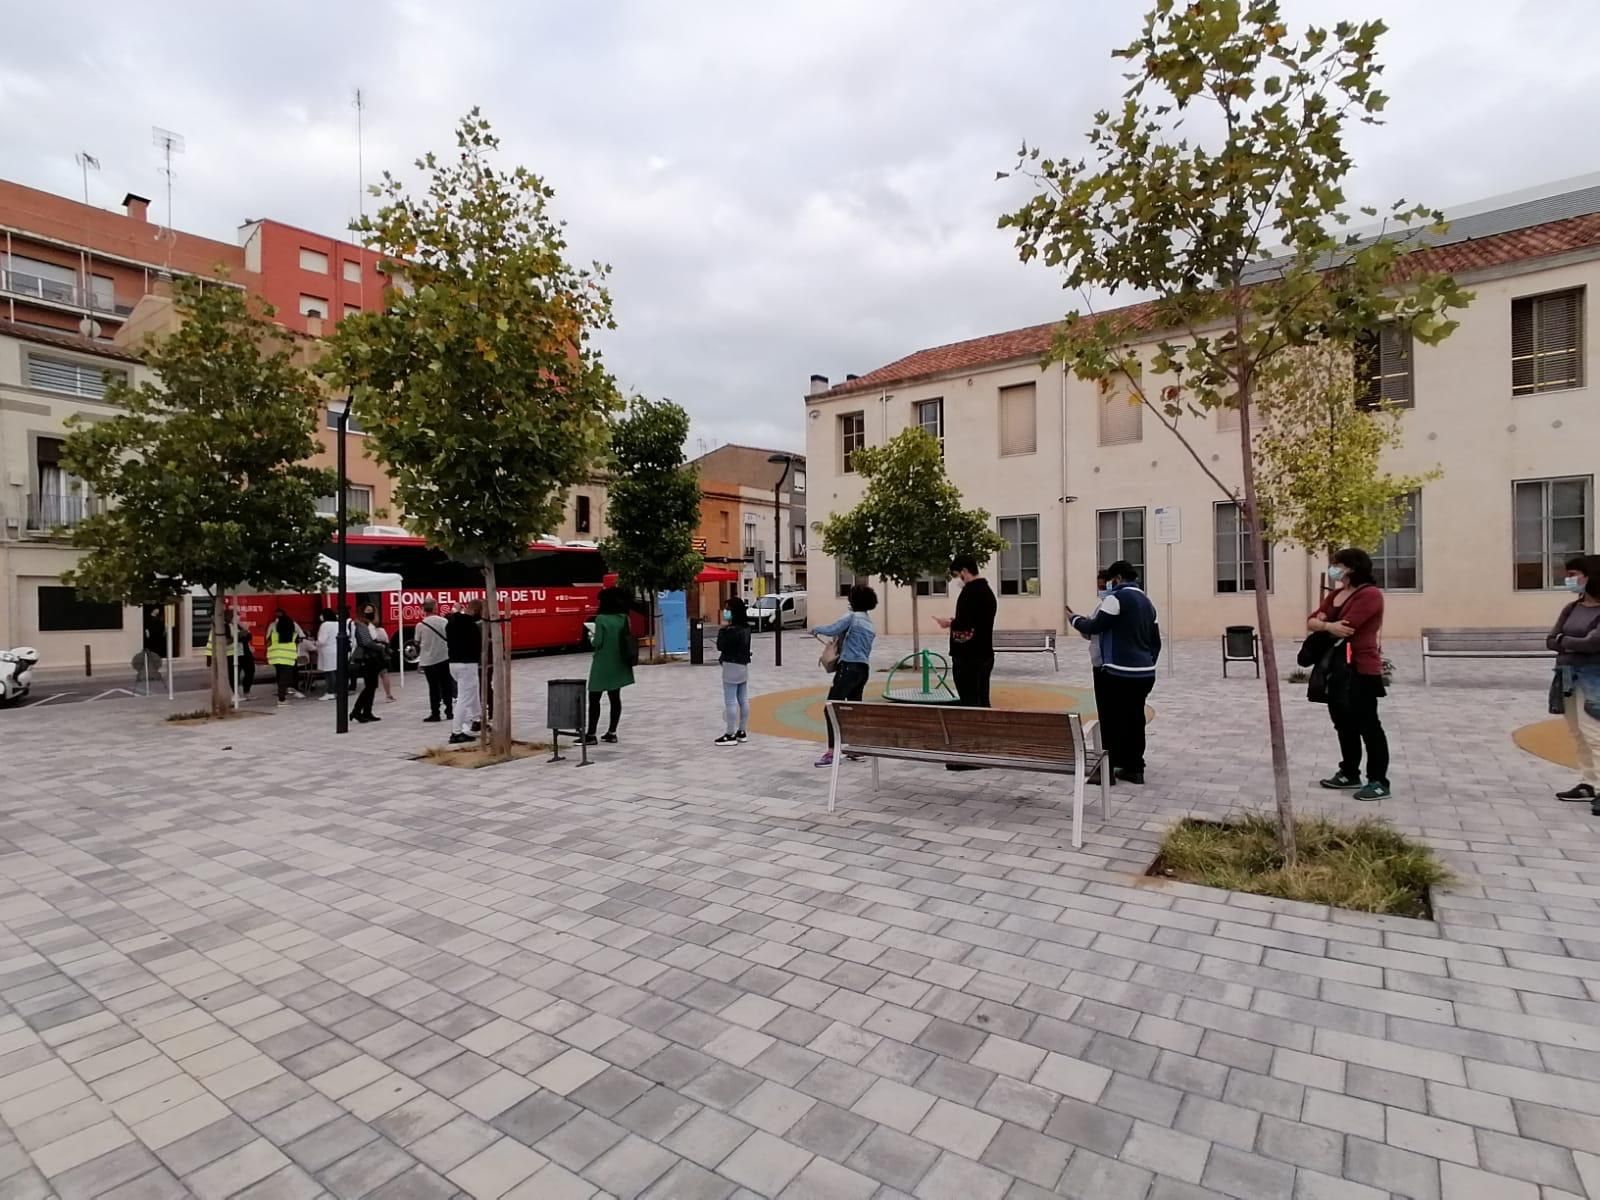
[723,681,749,736]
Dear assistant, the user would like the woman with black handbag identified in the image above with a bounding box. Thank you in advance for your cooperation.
[1306,548,1389,800]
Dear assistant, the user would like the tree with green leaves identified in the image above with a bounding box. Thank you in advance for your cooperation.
[821,427,1005,651]
[1253,341,1439,561]
[1001,0,1469,859]
[61,277,335,717]
[325,109,621,756]
[601,396,703,652]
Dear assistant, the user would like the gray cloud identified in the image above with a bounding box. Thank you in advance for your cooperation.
[5,1,1596,455]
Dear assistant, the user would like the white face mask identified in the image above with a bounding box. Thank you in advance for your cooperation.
[1565,576,1585,593]
[1326,565,1345,585]
[721,609,732,622]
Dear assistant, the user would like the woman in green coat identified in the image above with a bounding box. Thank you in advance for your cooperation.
[586,587,635,743]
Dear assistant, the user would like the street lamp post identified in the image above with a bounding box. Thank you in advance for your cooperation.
[335,401,350,734]
[767,453,794,668]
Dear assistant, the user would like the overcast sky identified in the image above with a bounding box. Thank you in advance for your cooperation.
[4,1,1594,454]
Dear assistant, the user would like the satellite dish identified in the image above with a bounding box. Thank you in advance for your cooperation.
[78,317,102,338]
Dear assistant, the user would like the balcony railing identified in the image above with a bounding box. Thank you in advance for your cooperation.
[26,492,103,532]
[2,269,122,314]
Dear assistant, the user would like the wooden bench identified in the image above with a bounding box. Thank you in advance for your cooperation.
[824,702,1107,848]
[993,628,1058,670]
[1420,627,1552,684]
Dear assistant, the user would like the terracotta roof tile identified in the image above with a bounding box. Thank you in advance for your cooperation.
[819,211,1600,399]
[0,319,142,363]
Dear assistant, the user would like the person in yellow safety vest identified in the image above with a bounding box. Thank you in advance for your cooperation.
[204,607,239,694]
[265,608,305,706]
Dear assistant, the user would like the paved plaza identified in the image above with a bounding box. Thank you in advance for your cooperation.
[1,636,1597,1200]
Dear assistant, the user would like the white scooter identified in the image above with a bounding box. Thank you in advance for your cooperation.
[0,647,38,704]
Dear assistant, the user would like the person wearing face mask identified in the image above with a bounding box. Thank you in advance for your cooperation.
[714,597,754,746]
[1307,547,1388,799]
[1547,554,1600,806]
[1067,561,1161,783]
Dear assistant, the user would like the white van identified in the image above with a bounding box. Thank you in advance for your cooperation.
[749,592,807,630]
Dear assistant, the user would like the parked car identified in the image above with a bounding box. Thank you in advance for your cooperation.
[749,592,807,630]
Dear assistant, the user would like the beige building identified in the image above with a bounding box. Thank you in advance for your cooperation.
[0,320,153,666]
[804,184,1600,641]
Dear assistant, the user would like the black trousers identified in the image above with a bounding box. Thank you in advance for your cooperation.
[1331,672,1389,785]
[352,662,381,719]
[1098,671,1154,774]
[239,654,255,696]
[952,652,993,708]
[274,664,295,702]
[423,662,454,719]
[825,661,870,748]
[587,689,621,736]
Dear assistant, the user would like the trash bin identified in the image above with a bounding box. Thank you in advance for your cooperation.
[547,678,586,733]
[689,618,705,666]
[1224,626,1256,659]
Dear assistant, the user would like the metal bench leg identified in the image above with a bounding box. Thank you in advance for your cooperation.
[1071,767,1085,850]
[827,744,844,814]
[1099,753,1111,819]
[1051,649,1059,672]
[871,757,880,792]
[1421,643,1430,686]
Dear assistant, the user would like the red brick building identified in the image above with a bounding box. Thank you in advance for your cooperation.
[237,218,387,336]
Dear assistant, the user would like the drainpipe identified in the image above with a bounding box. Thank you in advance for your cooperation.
[1059,363,1071,623]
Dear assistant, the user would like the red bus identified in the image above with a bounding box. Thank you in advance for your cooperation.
[226,534,629,657]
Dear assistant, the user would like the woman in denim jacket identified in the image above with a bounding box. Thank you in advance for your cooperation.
[1548,555,1600,811]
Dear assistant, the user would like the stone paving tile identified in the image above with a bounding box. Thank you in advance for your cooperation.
[1,641,1599,1198]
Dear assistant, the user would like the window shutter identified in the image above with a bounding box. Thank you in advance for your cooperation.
[27,354,118,398]
[1513,289,1584,394]
[1511,299,1537,393]
[999,384,1037,455]
[1098,387,1142,445]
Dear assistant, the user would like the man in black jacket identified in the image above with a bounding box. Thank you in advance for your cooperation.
[937,554,997,708]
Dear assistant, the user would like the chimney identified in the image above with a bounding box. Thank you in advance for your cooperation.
[846,374,859,381]
[808,374,829,396]
[122,193,151,223]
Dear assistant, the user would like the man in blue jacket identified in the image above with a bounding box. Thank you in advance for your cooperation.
[1068,560,1160,783]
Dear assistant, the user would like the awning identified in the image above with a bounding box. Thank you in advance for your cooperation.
[604,566,740,588]
[187,555,403,597]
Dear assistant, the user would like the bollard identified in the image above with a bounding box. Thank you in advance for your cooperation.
[84,643,92,677]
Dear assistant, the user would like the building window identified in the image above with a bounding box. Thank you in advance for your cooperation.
[744,519,759,557]
[316,486,373,520]
[575,495,591,534]
[997,515,1040,596]
[3,253,79,305]
[793,469,806,493]
[914,574,949,597]
[26,353,126,399]
[325,405,366,434]
[343,260,362,283]
[1371,490,1422,591]
[1512,288,1584,395]
[343,304,361,319]
[30,436,97,529]
[1214,502,1272,593]
[999,383,1037,456]
[915,398,944,455]
[1096,508,1146,580]
[840,412,865,473]
[836,559,868,598]
[38,586,123,632]
[792,525,806,557]
[1098,386,1143,445]
[298,295,328,319]
[1217,405,1241,432]
[1356,325,1414,409]
[299,248,330,274]
[719,510,731,543]
[1514,476,1592,590]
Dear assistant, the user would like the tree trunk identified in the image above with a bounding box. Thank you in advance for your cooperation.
[1236,376,1298,864]
[209,587,228,718]
[910,587,921,654]
[481,562,512,756]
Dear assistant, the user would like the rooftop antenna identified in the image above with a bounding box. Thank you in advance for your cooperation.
[151,125,185,269]
[74,152,102,337]
[352,88,367,311]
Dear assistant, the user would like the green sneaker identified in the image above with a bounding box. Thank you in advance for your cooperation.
[1319,771,1361,790]
[1355,782,1391,801]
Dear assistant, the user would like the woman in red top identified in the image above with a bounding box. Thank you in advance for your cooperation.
[1306,547,1389,800]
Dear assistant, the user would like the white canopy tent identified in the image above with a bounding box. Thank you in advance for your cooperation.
[188,555,409,703]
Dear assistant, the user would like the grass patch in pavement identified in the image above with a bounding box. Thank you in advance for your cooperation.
[1152,814,1448,919]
